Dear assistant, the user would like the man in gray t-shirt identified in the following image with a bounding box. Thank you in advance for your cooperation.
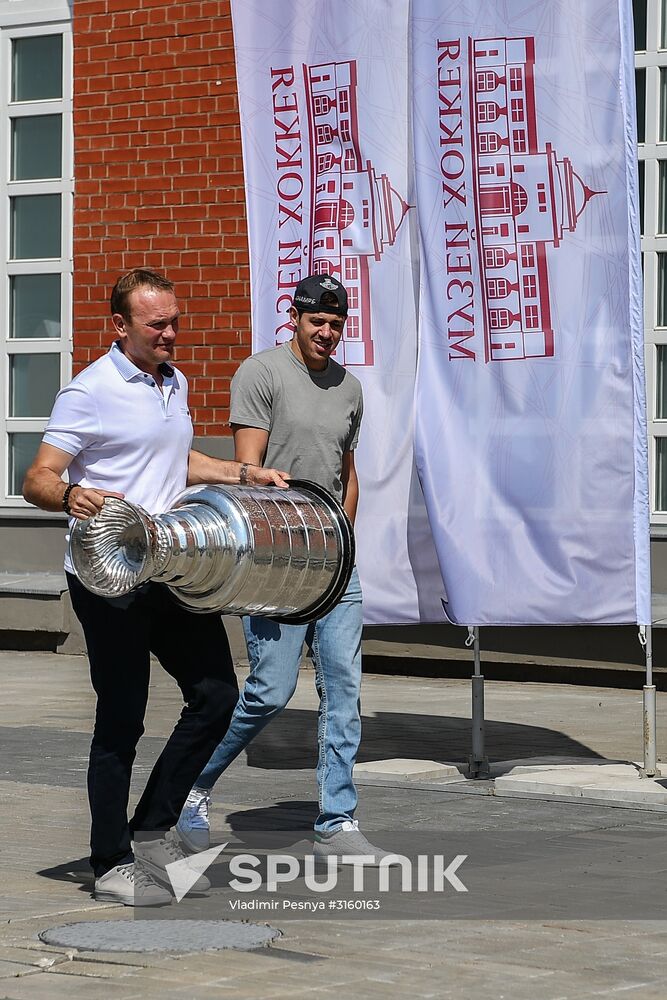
[229,337,362,503]
[178,274,390,863]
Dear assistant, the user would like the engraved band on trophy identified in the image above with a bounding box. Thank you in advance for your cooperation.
[69,480,355,625]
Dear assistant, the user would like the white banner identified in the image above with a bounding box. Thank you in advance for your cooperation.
[231,0,650,626]
[230,0,446,624]
[411,0,650,624]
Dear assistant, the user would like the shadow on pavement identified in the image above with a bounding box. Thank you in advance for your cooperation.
[244,708,604,769]
[37,857,93,890]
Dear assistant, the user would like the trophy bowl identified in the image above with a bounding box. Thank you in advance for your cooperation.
[70,480,355,624]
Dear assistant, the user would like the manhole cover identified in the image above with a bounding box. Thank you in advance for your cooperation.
[39,919,281,952]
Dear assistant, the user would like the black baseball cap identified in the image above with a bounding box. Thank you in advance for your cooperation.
[293,274,348,316]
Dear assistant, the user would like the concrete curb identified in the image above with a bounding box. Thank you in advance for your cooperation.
[354,756,667,812]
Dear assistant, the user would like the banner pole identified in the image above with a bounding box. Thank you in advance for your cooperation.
[466,626,490,779]
[640,625,659,778]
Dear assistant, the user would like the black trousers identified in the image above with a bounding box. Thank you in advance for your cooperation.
[67,573,239,877]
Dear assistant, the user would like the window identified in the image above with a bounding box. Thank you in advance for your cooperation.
[658,253,667,326]
[489,308,513,329]
[477,102,501,123]
[317,152,335,172]
[524,305,540,329]
[637,67,646,143]
[313,259,334,275]
[345,315,360,339]
[338,90,349,114]
[520,244,536,268]
[2,20,72,505]
[658,161,667,235]
[656,344,667,417]
[509,67,523,91]
[640,2,667,518]
[338,201,354,228]
[485,247,511,268]
[344,258,359,281]
[512,183,528,215]
[635,1,647,50]
[512,129,527,153]
[340,120,351,143]
[660,67,667,142]
[347,287,359,310]
[316,124,333,145]
[313,95,330,116]
[510,98,525,122]
[478,132,502,153]
[343,148,357,171]
[522,274,537,298]
[476,71,498,93]
[487,277,511,298]
[656,437,667,511]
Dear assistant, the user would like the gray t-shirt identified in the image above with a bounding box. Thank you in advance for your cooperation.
[230,342,363,500]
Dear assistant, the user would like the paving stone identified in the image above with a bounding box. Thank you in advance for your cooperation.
[354,758,463,780]
[0,970,147,999]
[0,959,42,979]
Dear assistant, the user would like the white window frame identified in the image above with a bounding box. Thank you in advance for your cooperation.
[638,0,667,521]
[0,2,72,508]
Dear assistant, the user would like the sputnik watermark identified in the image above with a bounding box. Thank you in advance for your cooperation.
[165,847,468,902]
[136,828,667,921]
[166,843,228,902]
[228,853,468,893]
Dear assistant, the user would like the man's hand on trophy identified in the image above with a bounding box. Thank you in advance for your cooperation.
[245,465,290,489]
[67,486,126,520]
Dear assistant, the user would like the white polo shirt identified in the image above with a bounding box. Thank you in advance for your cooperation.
[43,341,193,573]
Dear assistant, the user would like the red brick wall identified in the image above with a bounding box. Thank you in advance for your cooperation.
[73,0,249,435]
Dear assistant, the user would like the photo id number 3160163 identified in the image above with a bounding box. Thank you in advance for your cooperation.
[327,899,381,911]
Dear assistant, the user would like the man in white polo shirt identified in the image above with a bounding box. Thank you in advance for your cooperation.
[23,268,289,906]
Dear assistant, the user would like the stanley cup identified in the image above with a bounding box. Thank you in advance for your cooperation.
[69,480,355,624]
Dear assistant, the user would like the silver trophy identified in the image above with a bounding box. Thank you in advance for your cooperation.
[69,480,355,624]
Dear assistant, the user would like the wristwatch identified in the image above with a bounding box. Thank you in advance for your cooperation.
[62,482,79,515]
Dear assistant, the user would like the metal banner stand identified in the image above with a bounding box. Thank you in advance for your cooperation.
[466,626,490,778]
[639,624,660,778]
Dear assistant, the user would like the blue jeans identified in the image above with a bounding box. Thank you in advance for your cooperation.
[197,568,363,832]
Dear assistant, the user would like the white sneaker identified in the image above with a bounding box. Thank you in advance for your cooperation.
[314,821,395,867]
[94,862,172,906]
[134,834,211,893]
[176,788,211,852]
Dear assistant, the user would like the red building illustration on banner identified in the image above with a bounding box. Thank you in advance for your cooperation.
[469,37,602,362]
[303,61,410,366]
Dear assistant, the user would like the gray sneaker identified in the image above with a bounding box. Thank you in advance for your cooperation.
[176,788,211,853]
[134,834,211,893]
[94,862,172,907]
[314,821,395,867]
